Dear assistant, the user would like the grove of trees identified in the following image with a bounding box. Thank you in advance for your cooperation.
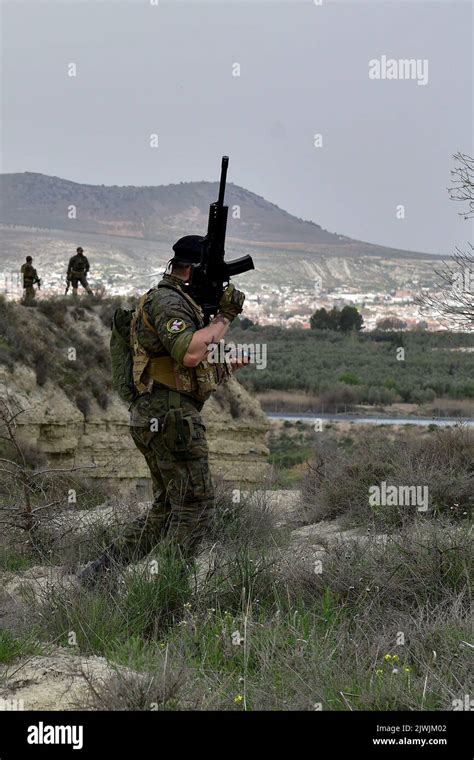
[310,305,364,332]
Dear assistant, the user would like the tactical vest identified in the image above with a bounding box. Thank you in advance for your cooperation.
[130,282,230,402]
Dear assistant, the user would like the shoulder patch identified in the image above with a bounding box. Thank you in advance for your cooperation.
[166,318,187,334]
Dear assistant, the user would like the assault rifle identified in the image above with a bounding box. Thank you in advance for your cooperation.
[186,156,254,324]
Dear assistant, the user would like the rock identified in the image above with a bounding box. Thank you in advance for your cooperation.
[0,566,79,606]
[36,501,149,546]
[0,304,270,495]
[262,489,302,526]
[281,519,389,571]
[204,378,270,483]
[290,520,388,547]
[0,649,113,711]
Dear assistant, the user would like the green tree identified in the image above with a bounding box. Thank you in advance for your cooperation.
[310,307,339,330]
[377,317,407,331]
[310,306,363,332]
[339,305,364,332]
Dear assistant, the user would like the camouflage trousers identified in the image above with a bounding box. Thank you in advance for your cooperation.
[111,390,214,564]
[71,274,93,296]
[22,285,36,304]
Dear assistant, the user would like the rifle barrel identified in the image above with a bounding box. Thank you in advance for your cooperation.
[217,156,229,206]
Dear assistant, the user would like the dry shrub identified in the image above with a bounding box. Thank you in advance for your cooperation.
[283,520,472,613]
[37,298,69,328]
[301,426,473,527]
[209,477,276,548]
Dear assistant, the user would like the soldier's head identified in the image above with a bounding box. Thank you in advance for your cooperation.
[26,256,33,263]
[169,235,203,281]
[76,246,84,256]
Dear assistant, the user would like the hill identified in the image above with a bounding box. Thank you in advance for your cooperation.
[0,171,346,245]
[0,171,434,258]
[0,172,442,296]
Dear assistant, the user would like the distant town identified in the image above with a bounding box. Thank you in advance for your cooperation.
[242,283,444,331]
[1,262,447,331]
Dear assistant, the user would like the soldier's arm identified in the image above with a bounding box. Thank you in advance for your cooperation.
[84,257,90,272]
[150,296,200,368]
[67,258,73,275]
[182,315,231,367]
[151,293,236,369]
[182,284,245,367]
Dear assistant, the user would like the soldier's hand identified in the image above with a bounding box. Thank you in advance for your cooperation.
[218,284,245,322]
[229,351,251,372]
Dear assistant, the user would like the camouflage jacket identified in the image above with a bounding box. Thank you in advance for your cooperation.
[67,254,90,276]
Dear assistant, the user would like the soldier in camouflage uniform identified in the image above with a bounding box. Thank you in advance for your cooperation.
[67,246,93,297]
[79,235,246,585]
[20,256,41,304]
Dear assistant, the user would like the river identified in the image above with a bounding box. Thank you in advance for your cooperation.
[267,412,474,427]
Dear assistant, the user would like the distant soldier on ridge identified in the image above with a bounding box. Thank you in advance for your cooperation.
[66,246,93,297]
[20,256,41,305]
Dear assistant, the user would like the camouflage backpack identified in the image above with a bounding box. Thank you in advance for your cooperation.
[110,307,137,403]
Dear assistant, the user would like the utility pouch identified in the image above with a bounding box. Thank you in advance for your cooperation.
[162,409,194,452]
[194,361,225,400]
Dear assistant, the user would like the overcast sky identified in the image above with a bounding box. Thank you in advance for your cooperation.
[1,0,472,254]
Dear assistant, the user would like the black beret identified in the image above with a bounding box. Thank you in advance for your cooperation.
[171,235,204,265]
